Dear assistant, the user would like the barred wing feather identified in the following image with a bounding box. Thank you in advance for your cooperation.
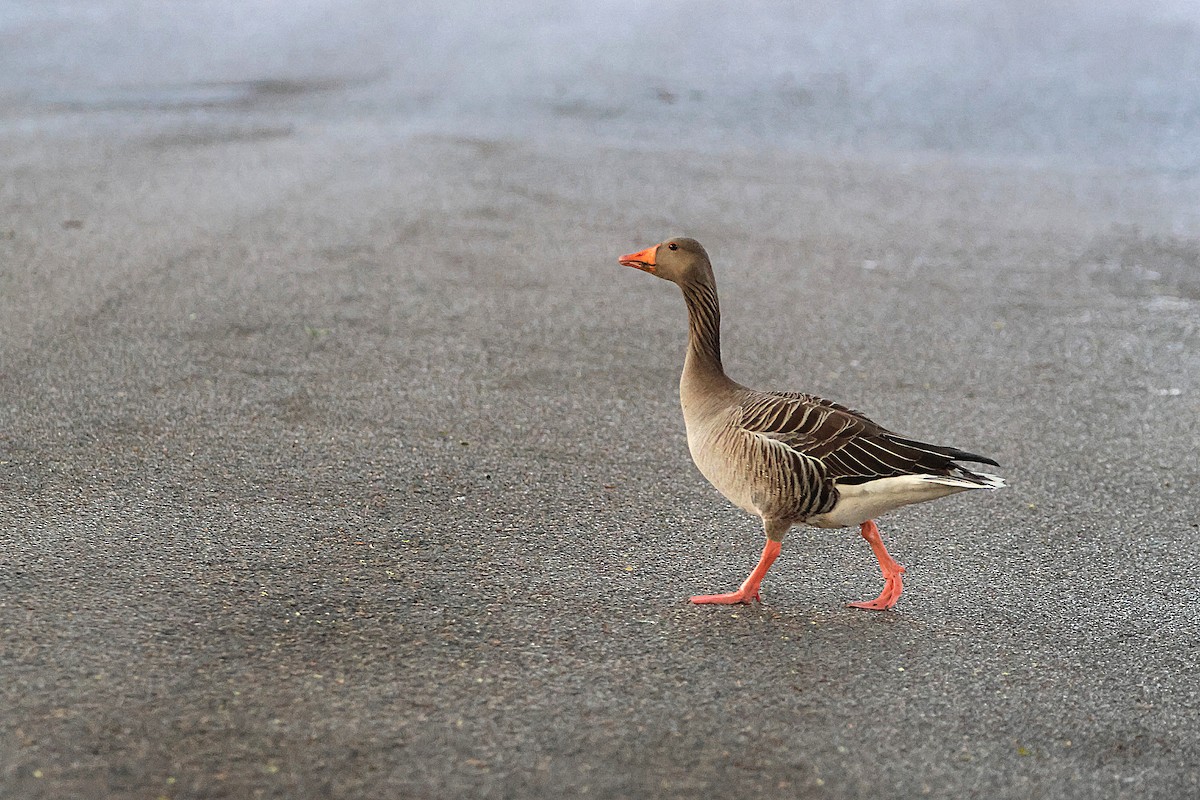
[736,391,998,485]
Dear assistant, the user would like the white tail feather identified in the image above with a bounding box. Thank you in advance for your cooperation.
[921,472,1006,490]
[808,472,1006,528]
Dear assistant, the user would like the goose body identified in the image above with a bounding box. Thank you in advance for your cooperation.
[619,237,1004,609]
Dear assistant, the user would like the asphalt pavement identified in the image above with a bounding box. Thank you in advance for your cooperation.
[2,2,1199,798]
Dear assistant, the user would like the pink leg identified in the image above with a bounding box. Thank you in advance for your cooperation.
[847,520,906,611]
[691,539,782,605]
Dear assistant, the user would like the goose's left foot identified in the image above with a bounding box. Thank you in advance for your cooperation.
[847,520,906,611]
[691,539,781,606]
[689,588,762,605]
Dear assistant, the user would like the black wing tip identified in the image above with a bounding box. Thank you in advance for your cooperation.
[885,435,1000,468]
[952,451,1001,468]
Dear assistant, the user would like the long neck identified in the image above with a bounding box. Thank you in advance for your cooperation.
[680,278,726,381]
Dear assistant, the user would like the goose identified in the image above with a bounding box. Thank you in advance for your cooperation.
[618,237,1004,609]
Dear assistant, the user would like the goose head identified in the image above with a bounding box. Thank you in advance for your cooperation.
[619,237,713,286]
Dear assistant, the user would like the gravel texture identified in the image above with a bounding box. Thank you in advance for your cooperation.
[2,2,1199,798]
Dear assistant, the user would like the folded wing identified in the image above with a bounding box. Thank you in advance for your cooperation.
[737,391,999,486]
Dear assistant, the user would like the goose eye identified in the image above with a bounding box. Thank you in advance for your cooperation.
[668,243,678,251]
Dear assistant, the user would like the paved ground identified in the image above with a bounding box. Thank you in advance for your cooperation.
[2,2,1199,798]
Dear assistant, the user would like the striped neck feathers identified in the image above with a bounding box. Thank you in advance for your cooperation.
[680,279,724,376]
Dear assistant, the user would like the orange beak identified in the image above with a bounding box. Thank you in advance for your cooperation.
[618,244,658,274]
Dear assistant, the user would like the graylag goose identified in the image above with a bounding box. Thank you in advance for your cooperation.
[618,237,1004,610]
